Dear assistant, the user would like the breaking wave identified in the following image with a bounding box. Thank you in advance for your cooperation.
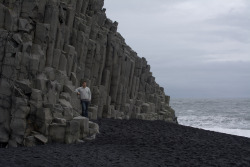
[171,98,250,138]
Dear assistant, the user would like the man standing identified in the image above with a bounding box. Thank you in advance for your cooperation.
[75,81,91,117]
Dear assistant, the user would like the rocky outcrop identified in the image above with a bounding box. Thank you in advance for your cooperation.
[0,0,176,147]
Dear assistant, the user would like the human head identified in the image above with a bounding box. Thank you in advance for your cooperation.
[82,81,87,87]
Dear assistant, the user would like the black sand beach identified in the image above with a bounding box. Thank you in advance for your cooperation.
[1,119,250,167]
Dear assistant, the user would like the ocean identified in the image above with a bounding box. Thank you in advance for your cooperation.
[170,98,250,138]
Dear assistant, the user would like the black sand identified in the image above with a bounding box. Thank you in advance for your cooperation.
[1,119,250,167]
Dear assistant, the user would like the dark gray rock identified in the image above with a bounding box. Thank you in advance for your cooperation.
[65,120,80,144]
[0,0,176,147]
[49,123,66,143]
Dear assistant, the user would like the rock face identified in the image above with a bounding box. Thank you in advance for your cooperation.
[0,0,176,147]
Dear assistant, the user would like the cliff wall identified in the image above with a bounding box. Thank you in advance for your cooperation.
[0,0,176,147]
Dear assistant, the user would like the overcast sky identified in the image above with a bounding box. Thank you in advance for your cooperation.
[104,0,250,98]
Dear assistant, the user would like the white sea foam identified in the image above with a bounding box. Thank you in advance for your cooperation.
[203,127,250,138]
[178,115,250,138]
[177,115,250,130]
[171,98,250,139]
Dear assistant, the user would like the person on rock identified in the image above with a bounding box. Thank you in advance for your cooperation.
[75,81,91,118]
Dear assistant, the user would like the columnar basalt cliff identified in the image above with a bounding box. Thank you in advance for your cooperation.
[0,0,176,147]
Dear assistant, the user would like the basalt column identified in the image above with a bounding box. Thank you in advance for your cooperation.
[0,0,176,147]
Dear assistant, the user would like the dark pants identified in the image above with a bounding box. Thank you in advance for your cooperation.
[81,100,89,117]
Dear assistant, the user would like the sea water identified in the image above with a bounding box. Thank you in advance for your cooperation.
[170,98,250,138]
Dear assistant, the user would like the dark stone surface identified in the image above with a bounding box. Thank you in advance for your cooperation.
[1,119,250,166]
[0,0,176,146]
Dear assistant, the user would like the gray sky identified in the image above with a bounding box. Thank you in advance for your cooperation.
[104,0,250,98]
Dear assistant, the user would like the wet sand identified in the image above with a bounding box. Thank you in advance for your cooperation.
[1,119,250,167]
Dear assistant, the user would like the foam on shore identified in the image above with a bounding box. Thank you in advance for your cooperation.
[203,127,250,138]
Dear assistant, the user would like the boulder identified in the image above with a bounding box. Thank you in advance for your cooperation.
[8,138,18,148]
[45,67,56,81]
[0,94,11,109]
[65,120,80,144]
[35,121,50,136]
[47,89,57,105]
[70,92,82,112]
[4,7,18,31]
[10,118,26,141]
[88,121,99,136]
[34,23,50,45]
[70,72,78,86]
[63,107,74,121]
[58,99,73,108]
[73,116,89,138]
[102,105,111,118]
[31,89,43,101]
[63,84,75,95]
[15,80,32,94]
[51,104,64,119]
[34,133,48,144]
[0,4,5,28]
[53,118,66,125]
[58,53,67,72]
[34,74,48,91]
[52,49,61,69]
[60,92,71,101]
[0,79,12,97]
[12,106,30,119]
[35,108,52,135]
[24,136,36,147]
[54,70,67,85]
[111,108,117,119]
[21,0,46,19]
[0,107,11,143]
[0,126,10,143]
[88,106,98,120]
[18,18,32,32]
[141,103,150,113]
[49,123,66,143]
[36,108,52,124]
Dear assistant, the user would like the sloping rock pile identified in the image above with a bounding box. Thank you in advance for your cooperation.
[0,0,176,147]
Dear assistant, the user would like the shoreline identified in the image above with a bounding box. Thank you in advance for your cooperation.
[171,98,250,140]
[1,119,250,166]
